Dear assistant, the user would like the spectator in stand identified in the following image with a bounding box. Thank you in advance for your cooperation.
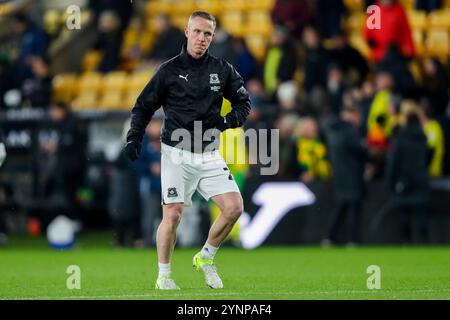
[147,14,185,64]
[94,10,123,73]
[209,19,236,65]
[415,0,442,12]
[230,37,258,84]
[263,26,298,98]
[276,81,301,114]
[21,55,52,108]
[323,106,368,246]
[326,64,345,116]
[359,80,376,137]
[302,26,331,94]
[328,30,369,87]
[135,119,163,247]
[364,0,415,63]
[367,71,396,149]
[316,0,346,39]
[12,13,49,83]
[418,100,445,178]
[89,0,134,32]
[377,44,417,98]
[421,58,450,118]
[274,112,300,179]
[292,117,331,184]
[386,109,430,244]
[271,0,312,40]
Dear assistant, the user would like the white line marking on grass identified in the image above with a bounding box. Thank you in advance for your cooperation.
[5,289,450,300]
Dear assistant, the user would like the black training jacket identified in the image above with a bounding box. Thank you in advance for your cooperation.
[127,45,251,152]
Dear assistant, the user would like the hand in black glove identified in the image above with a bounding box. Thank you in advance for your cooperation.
[207,114,229,132]
[124,140,141,161]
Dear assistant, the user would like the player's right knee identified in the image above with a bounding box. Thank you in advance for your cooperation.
[163,204,183,224]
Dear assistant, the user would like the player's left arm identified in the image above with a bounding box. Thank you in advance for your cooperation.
[222,62,251,129]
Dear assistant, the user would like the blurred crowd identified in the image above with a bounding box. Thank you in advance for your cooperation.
[0,0,449,246]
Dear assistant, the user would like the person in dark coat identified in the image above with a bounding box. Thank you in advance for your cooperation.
[385,112,430,243]
[108,147,142,248]
[208,19,236,65]
[328,30,369,87]
[94,10,123,73]
[323,106,368,245]
[377,44,417,98]
[316,0,346,39]
[271,0,312,40]
[41,102,87,221]
[12,13,50,83]
[134,120,163,247]
[302,26,331,93]
[147,14,185,63]
[21,55,52,108]
[263,25,298,98]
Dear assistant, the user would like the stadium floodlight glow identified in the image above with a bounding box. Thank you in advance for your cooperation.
[239,182,316,249]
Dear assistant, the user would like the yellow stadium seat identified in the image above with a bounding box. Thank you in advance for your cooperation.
[412,30,425,56]
[246,0,275,11]
[77,72,103,96]
[245,35,267,62]
[246,11,272,37]
[407,10,428,31]
[221,11,245,37]
[127,72,152,92]
[425,28,450,57]
[171,14,190,30]
[344,0,364,12]
[195,0,222,15]
[43,9,61,35]
[399,0,415,10]
[222,0,247,11]
[71,92,98,110]
[428,9,450,29]
[98,91,124,110]
[102,71,128,93]
[82,50,103,72]
[52,73,77,102]
[345,13,365,32]
[146,0,172,18]
[139,31,156,55]
[123,90,142,109]
[172,0,196,14]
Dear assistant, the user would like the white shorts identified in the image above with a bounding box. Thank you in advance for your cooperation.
[161,143,240,206]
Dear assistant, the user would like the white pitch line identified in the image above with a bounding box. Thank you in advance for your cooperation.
[4,289,450,300]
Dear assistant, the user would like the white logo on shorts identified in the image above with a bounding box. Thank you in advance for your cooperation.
[179,74,188,82]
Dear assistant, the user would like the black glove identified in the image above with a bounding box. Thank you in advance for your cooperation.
[124,140,141,161]
[208,114,229,132]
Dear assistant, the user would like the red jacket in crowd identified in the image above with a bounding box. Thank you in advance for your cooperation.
[364,1,415,62]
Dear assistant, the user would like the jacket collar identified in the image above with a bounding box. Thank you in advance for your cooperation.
[180,43,209,65]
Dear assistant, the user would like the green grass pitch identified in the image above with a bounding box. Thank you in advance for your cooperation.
[1,233,449,300]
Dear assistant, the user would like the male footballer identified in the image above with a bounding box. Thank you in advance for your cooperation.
[124,11,251,290]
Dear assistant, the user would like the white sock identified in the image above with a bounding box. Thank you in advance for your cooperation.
[200,242,219,260]
[158,262,171,278]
